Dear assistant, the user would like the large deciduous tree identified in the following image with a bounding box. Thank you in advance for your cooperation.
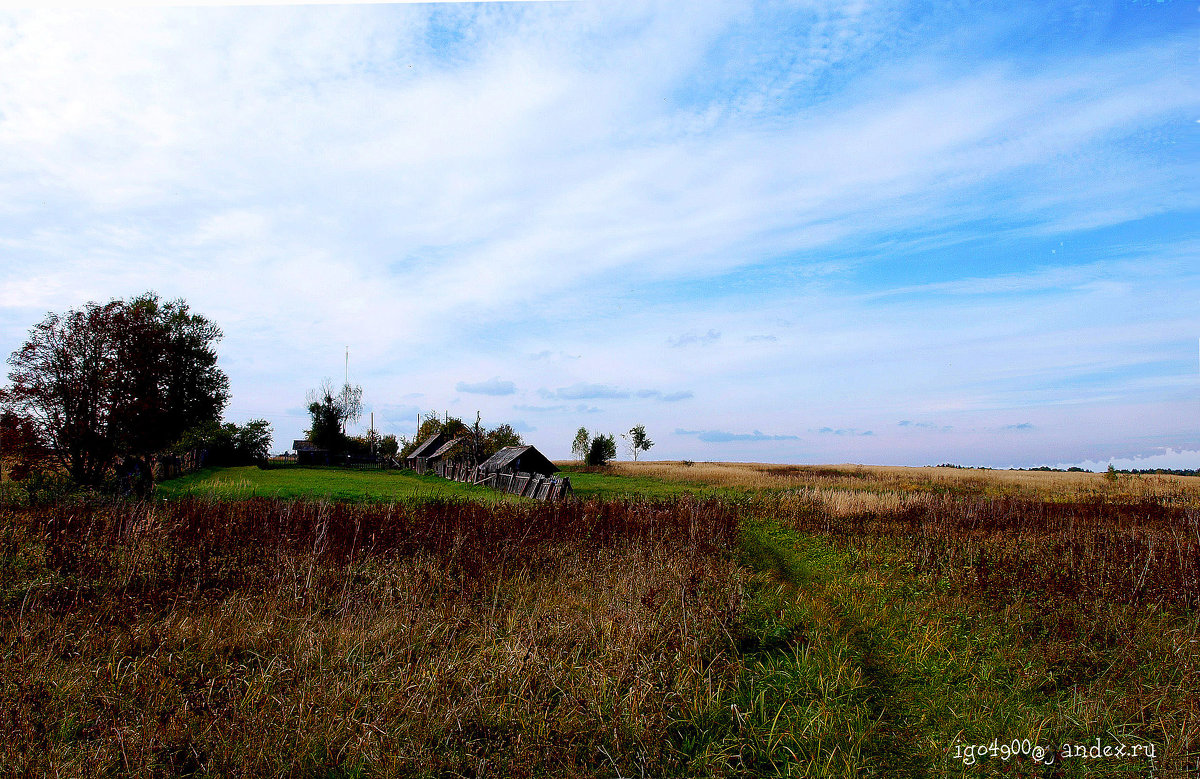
[305,379,363,456]
[3,293,229,486]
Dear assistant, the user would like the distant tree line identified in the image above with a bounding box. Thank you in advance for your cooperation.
[175,420,273,468]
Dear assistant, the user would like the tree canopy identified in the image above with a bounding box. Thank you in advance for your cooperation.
[2,293,229,486]
[587,433,617,467]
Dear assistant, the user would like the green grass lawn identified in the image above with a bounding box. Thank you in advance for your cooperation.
[156,465,519,502]
[158,464,734,503]
[720,520,1177,777]
[557,465,741,500]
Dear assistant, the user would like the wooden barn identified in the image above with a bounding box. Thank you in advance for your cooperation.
[477,445,558,477]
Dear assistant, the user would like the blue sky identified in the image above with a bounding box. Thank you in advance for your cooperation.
[0,0,1197,469]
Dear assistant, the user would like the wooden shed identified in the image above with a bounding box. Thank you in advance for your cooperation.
[477,445,558,477]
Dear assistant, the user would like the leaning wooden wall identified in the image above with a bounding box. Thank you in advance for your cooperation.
[433,461,572,501]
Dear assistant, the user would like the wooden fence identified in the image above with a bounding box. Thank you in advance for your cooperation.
[434,460,572,501]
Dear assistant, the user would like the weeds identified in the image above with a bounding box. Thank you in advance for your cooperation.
[0,496,742,777]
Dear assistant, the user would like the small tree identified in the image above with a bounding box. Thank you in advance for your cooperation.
[0,408,50,481]
[572,427,590,463]
[621,424,654,461]
[587,433,617,467]
[235,420,273,464]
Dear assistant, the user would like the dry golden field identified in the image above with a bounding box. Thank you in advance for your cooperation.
[599,460,1200,514]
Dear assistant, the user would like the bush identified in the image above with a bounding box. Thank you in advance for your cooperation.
[0,468,78,506]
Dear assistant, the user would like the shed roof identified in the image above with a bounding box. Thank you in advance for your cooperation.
[293,440,325,452]
[428,437,464,460]
[478,445,558,476]
[407,433,447,460]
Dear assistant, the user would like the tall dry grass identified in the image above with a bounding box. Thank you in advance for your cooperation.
[760,491,1200,610]
[608,460,1200,504]
[1,497,743,777]
[604,456,1200,516]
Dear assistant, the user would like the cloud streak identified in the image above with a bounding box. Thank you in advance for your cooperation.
[455,378,516,396]
[676,428,800,443]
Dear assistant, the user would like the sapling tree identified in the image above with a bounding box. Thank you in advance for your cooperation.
[572,427,590,463]
[621,424,654,461]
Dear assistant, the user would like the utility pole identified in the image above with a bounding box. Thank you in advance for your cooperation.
[345,346,349,386]
[474,410,482,463]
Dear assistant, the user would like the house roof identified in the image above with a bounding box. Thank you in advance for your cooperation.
[478,445,558,476]
[293,439,325,452]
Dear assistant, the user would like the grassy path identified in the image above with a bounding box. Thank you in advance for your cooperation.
[733,520,932,776]
[732,521,1016,777]
[728,519,1172,778]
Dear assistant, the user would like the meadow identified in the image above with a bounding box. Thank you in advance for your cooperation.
[1,462,1196,777]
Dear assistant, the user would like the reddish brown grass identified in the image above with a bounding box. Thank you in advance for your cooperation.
[1,497,742,777]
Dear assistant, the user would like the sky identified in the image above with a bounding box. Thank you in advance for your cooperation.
[0,0,1197,469]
